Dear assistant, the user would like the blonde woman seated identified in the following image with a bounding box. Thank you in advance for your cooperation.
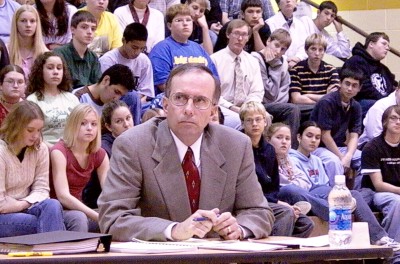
[50,104,109,232]
[0,101,65,237]
[8,5,48,78]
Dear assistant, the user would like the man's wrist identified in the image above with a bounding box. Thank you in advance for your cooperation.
[165,222,178,241]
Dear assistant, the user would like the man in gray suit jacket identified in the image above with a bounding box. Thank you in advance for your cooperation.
[98,63,274,241]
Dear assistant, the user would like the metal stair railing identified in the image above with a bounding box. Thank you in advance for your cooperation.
[301,0,400,58]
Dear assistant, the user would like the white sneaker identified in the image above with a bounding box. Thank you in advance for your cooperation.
[294,201,312,215]
[375,236,400,252]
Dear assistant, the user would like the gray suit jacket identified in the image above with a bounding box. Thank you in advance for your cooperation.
[98,118,274,241]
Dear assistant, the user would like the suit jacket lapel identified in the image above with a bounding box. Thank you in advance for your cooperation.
[199,127,227,210]
[152,121,192,222]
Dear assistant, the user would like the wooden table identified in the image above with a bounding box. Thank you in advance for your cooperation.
[0,244,392,263]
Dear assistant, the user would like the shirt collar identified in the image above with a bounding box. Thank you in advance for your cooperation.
[170,129,202,167]
[225,47,242,62]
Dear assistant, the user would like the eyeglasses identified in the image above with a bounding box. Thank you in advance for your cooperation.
[172,18,193,24]
[230,32,249,39]
[129,45,147,53]
[389,116,400,122]
[3,79,25,86]
[169,92,213,110]
[244,117,265,125]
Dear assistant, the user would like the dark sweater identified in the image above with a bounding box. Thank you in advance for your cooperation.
[343,42,395,101]
[252,136,280,203]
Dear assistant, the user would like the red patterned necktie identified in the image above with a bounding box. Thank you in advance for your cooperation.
[182,147,201,213]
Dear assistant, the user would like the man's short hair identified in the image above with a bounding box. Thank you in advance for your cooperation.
[124,22,148,42]
[239,101,272,128]
[339,66,365,83]
[165,63,221,104]
[318,1,338,14]
[382,105,400,136]
[241,0,263,13]
[99,64,136,92]
[226,19,251,36]
[268,28,292,49]
[166,4,191,23]
[71,10,97,28]
[364,32,390,48]
[305,33,327,51]
[186,0,208,8]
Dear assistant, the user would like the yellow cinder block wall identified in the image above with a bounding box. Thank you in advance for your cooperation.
[272,1,400,80]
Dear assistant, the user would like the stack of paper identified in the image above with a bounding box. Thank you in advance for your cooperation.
[111,238,287,254]
[110,241,197,254]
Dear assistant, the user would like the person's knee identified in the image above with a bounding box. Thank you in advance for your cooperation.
[64,211,89,232]
[279,185,307,200]
[389,196,400,208]
[41,199,63,211]
[286,104,300,119]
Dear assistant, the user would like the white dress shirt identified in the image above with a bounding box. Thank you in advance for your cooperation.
[301,16,351,59]
[266,12,308,60]
[210,47,264,108]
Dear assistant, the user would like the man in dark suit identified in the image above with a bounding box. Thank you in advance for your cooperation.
[98,63,274,241]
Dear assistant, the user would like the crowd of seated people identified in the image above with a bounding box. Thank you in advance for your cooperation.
[1,0,400,258]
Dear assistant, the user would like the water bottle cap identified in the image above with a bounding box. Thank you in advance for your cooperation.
[334,175,346,184]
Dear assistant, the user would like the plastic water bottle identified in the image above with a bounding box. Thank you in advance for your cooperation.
[328,175,352,247]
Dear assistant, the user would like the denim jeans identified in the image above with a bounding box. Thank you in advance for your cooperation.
[264,102,301,149]
[278,184,388,242]
[220,106,241,130]
[64,210,99,233]
[374,192,400,242]
[278,184,330,221]
[313,147,361,187]
[269,202,314,238]
[0,199,65,238]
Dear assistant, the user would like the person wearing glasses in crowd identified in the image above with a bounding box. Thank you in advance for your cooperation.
[98,63,274,242]
[100,23,154,105]
[211,19,264,130]
[0,65,25,126]
[361,105,400,247]
[148,4,218,95]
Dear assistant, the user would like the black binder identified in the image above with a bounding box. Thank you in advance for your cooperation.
[0,231,112,254]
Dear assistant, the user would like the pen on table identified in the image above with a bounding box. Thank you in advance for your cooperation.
[8,252,53,257]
